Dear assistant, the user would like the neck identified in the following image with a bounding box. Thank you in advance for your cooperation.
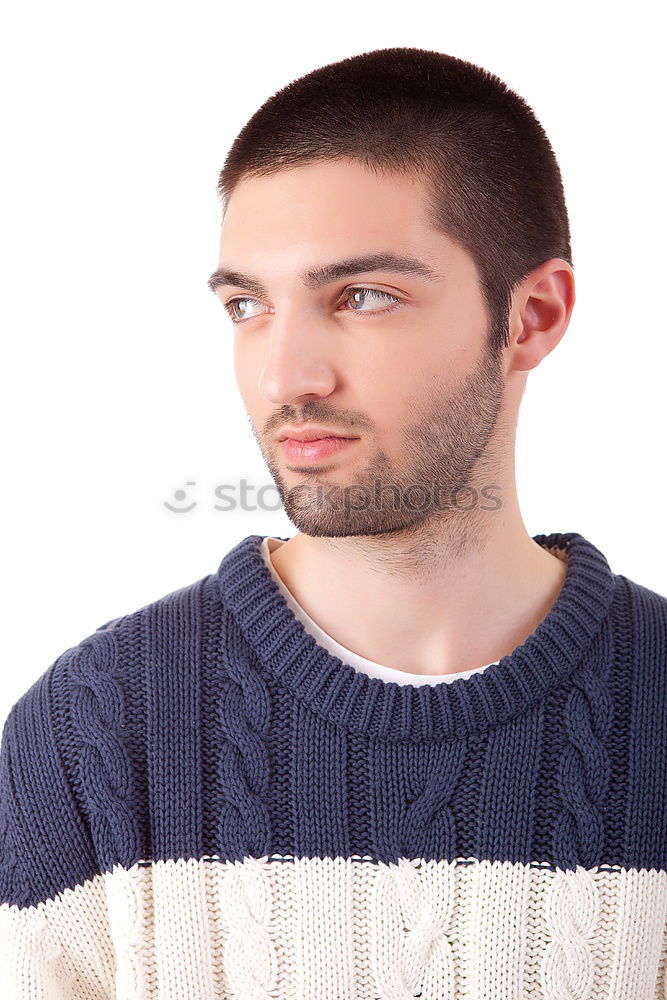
[268,477,568,677]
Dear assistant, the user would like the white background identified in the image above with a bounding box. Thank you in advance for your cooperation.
[1,1,664,713]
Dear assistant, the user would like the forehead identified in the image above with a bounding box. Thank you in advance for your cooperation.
[218,159,436,255]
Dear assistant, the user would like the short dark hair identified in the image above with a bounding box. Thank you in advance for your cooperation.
[216,47,572,354]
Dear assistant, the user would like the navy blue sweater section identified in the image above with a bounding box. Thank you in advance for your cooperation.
[1,531,666,913]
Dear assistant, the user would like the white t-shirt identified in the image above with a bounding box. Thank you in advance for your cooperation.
[260,535,496,685]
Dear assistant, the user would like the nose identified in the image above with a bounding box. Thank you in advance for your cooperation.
[255,315,338,405]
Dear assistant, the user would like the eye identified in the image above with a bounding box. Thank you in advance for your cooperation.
[223,286,403,324]
[341,287,402,314]
[223,296,266,323]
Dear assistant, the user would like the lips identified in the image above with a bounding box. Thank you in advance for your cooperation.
[284,435,355,442]
[278,427,358,442]
[280,435,359,463]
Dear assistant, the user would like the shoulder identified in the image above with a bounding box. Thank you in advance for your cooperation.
[5,569,217,769]
[6,569,216,722]
[0,568,220,897]
[2,565,225,762]
[609,572,667,692]
[613,571,667,628]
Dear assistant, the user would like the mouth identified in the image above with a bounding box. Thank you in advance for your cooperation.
[278,434,358,442]
[280,435,360,464]
[276,428,359,442]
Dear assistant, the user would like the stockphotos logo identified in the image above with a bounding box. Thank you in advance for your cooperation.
[162,479,503,515]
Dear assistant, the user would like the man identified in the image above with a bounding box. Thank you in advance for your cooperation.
[1,47,666,999]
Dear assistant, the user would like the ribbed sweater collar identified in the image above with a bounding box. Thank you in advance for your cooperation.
[215,531,616,743]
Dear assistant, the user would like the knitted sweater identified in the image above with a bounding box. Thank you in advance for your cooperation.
[1,530,667,999]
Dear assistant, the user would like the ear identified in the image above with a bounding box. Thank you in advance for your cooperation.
[508,259,575,373]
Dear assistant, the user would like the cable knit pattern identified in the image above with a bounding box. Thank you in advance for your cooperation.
[68,631,141,872]
[215,618,273,863]
[553,666,614,870]
[103,863,155,999]
[372,857,457,998]
[1,530,667,999]
[541,864,599,998]
[218,855,278,996]
[540,651,614,996]
[215,615,277,993]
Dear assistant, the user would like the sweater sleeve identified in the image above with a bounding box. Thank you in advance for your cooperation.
[0,645,116,999]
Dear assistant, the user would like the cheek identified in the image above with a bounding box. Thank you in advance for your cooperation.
[232,357,264,432]
[233,336,264,396]
[353,363,426,453]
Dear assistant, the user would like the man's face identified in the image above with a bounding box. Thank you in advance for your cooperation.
[212,158,508,539]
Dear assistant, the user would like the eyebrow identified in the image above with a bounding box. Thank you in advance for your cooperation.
[206,252,443,296]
